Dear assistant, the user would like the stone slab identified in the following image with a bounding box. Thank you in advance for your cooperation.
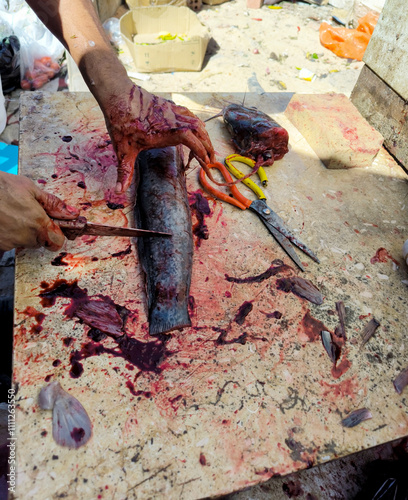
[351,64,408,170]
[285,92,384,169]
[13,91,408,499]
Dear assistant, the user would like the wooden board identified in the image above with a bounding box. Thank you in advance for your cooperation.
[13,91,408,499]
[350,64,408,169]
[363,0,408,100]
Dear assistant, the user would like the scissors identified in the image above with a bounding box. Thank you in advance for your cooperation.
[53,216,172,240]
[199,155,319,271]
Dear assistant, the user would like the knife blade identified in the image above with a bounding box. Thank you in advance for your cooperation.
[53,216,172,240]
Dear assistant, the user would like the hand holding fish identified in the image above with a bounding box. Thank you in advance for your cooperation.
[102,83,215,193]
[0,171,79,252]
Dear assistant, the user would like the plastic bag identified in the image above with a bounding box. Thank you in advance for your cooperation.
[319,11,379,61]
[0,75,6,134]
[103,17,122,49]
[0,36,20,93]
[0,2,65,90]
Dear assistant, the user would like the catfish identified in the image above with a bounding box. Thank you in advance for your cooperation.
[136,146,193,336]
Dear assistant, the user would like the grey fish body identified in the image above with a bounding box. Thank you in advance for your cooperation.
[136,146,193,336]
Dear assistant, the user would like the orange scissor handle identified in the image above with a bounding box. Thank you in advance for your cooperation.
[199,162,252,210]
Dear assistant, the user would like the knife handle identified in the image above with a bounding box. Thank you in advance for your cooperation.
[53,216,87,240]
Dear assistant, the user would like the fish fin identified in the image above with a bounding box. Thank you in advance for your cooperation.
[149,307,191,336]
[52,388,92,449]
[38,380,60,410]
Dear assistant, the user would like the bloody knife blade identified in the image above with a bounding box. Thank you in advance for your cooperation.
[53,216,172,240]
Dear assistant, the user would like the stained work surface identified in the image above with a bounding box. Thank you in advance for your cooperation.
[14,92,408,499]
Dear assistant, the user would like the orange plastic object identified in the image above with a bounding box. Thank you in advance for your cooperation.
[199,162,252,210]
[319,11,379,61]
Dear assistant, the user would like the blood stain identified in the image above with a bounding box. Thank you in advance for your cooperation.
[301,310,329,342]
[234,301,253,325]
[111,245,132,258]
[51,252,69,267]
[23,306,46,335]
[370,247,399,266]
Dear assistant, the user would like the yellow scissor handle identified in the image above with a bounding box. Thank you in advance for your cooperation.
[225,154,267,200]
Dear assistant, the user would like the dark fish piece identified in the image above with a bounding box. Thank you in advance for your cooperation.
[276,277,323,305]
[223,103,289,168]
[75,299,123,338]
[136,146,193,336]
[393,366,408,395]
[335,301,346,339]
[39,381,92,449]
[321,330,341,364]
[360,318,380,347]
[225,259,288,284]
[234,301,253,325]
[341,408,372,428]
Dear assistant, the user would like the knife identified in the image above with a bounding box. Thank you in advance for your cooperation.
[53,216,172,240]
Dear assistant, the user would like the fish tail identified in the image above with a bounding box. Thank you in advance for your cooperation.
[149,306,191,336]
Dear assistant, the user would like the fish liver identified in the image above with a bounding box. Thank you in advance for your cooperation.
[285,92,384,169]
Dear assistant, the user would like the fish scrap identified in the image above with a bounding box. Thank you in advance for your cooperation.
[276,277,323,305]
[341,408,372,428]
[393,367,408,395]
[335,301,346,339]
[360,317,381,348]
[39,381,92,449]
[321,330,341,364]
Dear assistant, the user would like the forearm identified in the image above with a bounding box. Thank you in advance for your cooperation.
[26,0,130,107]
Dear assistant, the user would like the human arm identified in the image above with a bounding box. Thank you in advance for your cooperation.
[0,171,79,252]
[26,0,215,192]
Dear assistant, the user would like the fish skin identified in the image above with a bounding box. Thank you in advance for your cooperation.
[393,366,408,395]
[277,276,323,305]
[223,103,289,167]
[360,317,380,348]
[136,146,193,336]
[341,408,372,428]
[321,330,341,364]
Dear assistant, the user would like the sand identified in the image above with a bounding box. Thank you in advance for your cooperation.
[132,0,364,97]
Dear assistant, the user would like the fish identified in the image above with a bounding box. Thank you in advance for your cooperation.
[341,408,372,428]
[223,103,289,168]
[136,146,194,336]
[38,381,92,449]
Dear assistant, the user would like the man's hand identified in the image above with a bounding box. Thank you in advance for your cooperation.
[0,172,79,252]
[26,0,215,194]
[102,83,215,193]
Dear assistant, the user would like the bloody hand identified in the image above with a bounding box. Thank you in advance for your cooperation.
[102,83,215,193]
[0,172,79,252]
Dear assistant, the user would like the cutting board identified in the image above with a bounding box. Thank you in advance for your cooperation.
[13,91,408,499]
